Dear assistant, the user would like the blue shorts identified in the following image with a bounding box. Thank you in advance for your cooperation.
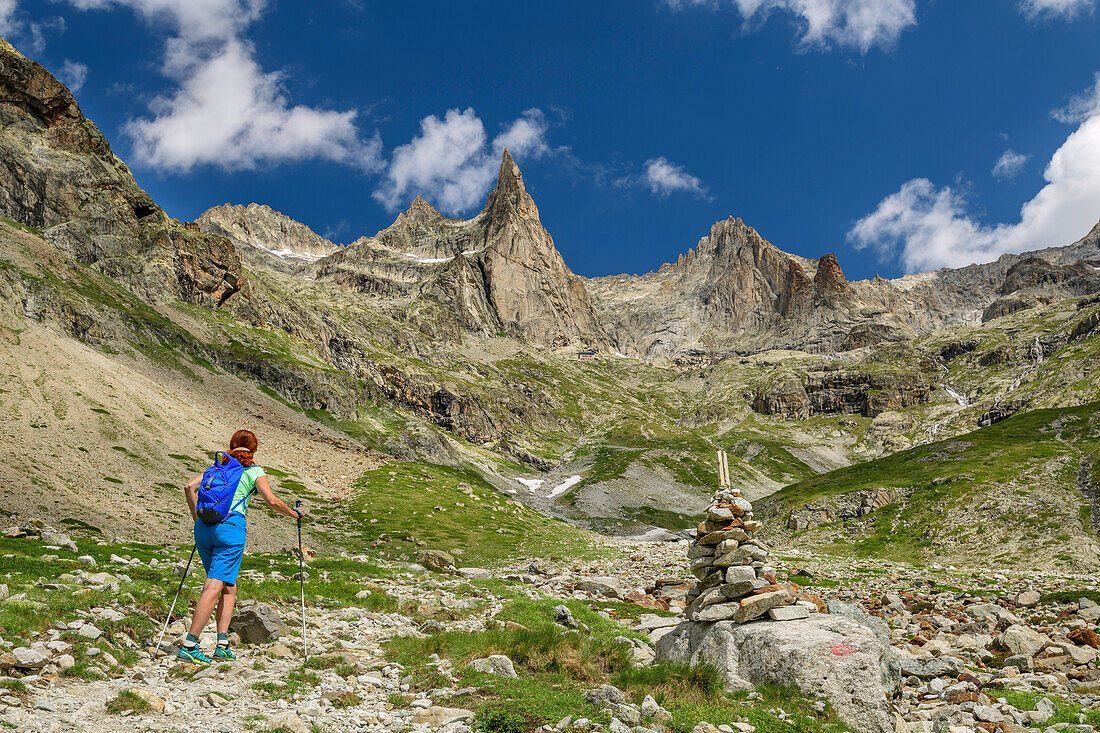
[194,513,247,586]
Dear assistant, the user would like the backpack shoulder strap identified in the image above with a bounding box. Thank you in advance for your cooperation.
[228,467,259,514]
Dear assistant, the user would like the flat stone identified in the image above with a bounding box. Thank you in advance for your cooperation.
[720,580,760,599]
[77,624,102,640]
[725,566,757,584]
[456,567,491,580]
[131,688,165,713]
[412,707,475,726]
[899,655,965,678]
[575,576,623,599]
[690,602,740,622]
[732,590,791,623]
[698,529,748,546]
[768,604,810,621]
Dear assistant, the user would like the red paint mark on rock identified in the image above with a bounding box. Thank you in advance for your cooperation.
[831,642,859,656]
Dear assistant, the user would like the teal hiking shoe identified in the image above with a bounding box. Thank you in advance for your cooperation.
[213,646,236,662]
[176,646,212,664]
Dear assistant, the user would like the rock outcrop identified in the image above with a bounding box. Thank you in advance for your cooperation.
[753,368,932,419]
[0,37,246,309]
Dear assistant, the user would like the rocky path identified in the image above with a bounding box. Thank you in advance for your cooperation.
[4,524,1100,733]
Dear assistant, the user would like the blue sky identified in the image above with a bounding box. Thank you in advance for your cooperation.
[3,0,1099,280]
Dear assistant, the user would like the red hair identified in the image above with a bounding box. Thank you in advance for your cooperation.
[228,429,258,468]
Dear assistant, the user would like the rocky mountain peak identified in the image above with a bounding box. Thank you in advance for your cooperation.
[400,196,444,224]
[197,203,337,264]
[483,149,540,223]
[813,253,849,296]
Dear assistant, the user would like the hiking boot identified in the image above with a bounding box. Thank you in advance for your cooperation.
[176,646,212,664]
[213,645,236,662]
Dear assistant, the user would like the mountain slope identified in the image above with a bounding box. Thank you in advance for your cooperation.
[2,33,1100,568]
[757,401,1100,571]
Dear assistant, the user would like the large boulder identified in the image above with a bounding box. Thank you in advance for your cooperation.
[229,603,289,644]
[575,576,623,599]
[656,615,901,733]
[994,624,1049,656]
[416,550,456,573]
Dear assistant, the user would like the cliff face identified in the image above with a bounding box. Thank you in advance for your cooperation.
[585,218,862,357]
[0,37,244,309]
[316,151,607,349]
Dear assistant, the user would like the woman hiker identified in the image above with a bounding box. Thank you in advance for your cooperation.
[178,429,304,663]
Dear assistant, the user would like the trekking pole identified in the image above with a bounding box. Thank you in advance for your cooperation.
[153,545,196,661]
[296,500,307,662]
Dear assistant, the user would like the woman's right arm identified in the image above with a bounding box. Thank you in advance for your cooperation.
[183,475,201,521]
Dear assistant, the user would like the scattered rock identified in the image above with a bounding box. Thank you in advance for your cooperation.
[469,655,517,678]
[574,577,623,599]
[229,603,289,644]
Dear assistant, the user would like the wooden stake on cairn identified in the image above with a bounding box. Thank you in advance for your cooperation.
[716,449,730,491]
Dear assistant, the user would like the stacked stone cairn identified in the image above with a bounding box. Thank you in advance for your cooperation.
[684,486,809,624]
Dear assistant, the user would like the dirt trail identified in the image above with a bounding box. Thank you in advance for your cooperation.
[0,321,387,551]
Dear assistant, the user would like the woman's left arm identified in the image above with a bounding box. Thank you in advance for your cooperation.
[255,476,304,520]
[183,475,202,521]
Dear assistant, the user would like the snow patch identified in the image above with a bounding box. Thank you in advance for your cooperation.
[404,252,454,264]
[546,475,582,499]
[512,477,545,493]
[252,243,329,262]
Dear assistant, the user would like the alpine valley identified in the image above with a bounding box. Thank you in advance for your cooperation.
[2,35,1100,573]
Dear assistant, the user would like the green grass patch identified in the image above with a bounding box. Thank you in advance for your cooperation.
[336,463,603,565]
[1038,589,1100,606]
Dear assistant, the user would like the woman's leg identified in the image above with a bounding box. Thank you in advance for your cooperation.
[215,582,238,633]
[188,577,227,637]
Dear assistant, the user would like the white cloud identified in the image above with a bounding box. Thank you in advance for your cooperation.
[0,0,63,53]
[57,59,88,93]
[373,108,550,215]
[1020,0,1094,20]
[849,74,1100,273]
[63,0,380,173]
[663,0,917,52]
[0,0,17,37]
[992,149,1029,181]
[643,157,708,197]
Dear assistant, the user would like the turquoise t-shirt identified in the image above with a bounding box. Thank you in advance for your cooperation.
[231,466,265,517]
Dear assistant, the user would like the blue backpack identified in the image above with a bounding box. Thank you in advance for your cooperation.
[196,452,251,524]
